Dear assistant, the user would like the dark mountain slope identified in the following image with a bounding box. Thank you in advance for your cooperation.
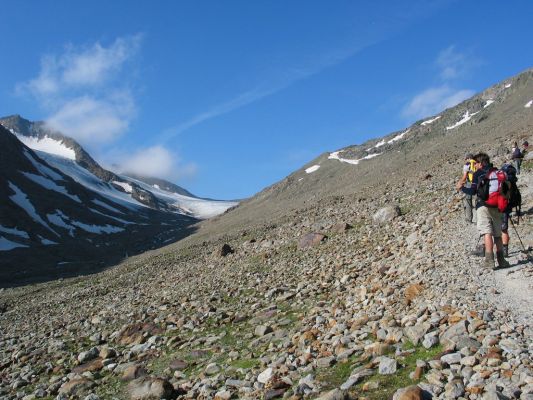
[0,125,198,286]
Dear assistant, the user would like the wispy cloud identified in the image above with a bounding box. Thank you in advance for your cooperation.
[402,45,479,120]
[112,146,198,181]
[158,41,384,143]
[17,35,141,145]
[45,92,135,143]
[436,45,470,80]
[158,85,282,142]
[402,85,475,119]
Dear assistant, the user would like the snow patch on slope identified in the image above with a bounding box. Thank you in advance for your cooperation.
[37,152,143,210]
[484,99,495,108]
[446,110,479,130]
[421,116,441,126]
[0,225,29,239]
[23,149,63,181]
[70,220,124,234]
[0,236,28,251]
[305,165,320,173]
[113,181,133,193]
[388,129,409,144]
[12,131,76,160]
[525,100,532,108]
[21,172,81,203]
[329,151,382,165]
[91,199,124,214]
[47,210,75,236]
[8,181,58,236]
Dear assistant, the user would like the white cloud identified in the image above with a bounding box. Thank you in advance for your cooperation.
[402,85,475,120]
[401,45,479,120]
[45,92,135,143]
[114,146,198,181]
[20,36,141,100]
[436,45,468,80]
[16,35,141,145]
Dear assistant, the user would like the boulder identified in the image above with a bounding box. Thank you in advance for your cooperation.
[59,379,94,396]
[169,359,188,371]
[127,377,174,400]
[373,206,401,225]
[392,385,425,400]
[72,358,104,374]
[220,244,234,257]
[298,233,327,248]
[122,364,148,381]
[117,323,163,346]
[378,357,397,375]
[405,284,423,304]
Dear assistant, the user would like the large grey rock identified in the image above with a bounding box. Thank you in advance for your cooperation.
[373,206,401,225]
[379,357,397,375]
[77,347,99,364]
[440,352,462,365]
[404,324,430,345]
[127,377,174,400]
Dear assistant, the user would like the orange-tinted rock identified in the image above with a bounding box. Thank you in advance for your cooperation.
[405,284,423,304]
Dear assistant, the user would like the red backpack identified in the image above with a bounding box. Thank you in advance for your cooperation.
[482,168,509,212]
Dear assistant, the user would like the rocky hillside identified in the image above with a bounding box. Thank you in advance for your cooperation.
[0,70,532,399]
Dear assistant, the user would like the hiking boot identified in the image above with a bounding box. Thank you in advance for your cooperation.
[502,244,509,257]
[496,251,510,269]
[483,252,495,270]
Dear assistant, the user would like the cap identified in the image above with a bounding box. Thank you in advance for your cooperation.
[523,141,529,147]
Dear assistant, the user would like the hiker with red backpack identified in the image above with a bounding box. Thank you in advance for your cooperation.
[462,152,511,270]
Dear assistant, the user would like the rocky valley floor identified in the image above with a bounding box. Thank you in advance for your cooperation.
[1,164,532,400]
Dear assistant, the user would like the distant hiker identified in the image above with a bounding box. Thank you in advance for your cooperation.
[456,153,476,223]
[511,141,522,174]
[462,153,510,270]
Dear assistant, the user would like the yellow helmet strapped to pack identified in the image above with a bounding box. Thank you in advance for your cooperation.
[467,159,476,183]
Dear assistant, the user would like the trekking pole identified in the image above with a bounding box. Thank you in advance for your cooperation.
[509,217,533,264]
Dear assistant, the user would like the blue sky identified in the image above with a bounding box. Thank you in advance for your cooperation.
[1,1,532,199]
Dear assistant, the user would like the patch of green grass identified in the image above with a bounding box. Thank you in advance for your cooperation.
[230,358,260,370]
[352,344,443,400]
[522,159,533,172]
[147,350,175,375]
[94,374,127,399]
[316,356,360,390]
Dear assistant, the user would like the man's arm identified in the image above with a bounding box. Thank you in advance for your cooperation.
[456,171,468,191]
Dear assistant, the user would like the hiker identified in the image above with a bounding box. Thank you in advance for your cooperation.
[462,153,510,270]
[511,141,522,174]
[456,153,476,223]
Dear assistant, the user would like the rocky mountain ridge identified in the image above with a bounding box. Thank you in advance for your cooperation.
[0,125,198,286]
[0,68,532,399]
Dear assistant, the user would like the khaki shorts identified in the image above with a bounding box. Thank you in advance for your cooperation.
[477,206,503,237]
